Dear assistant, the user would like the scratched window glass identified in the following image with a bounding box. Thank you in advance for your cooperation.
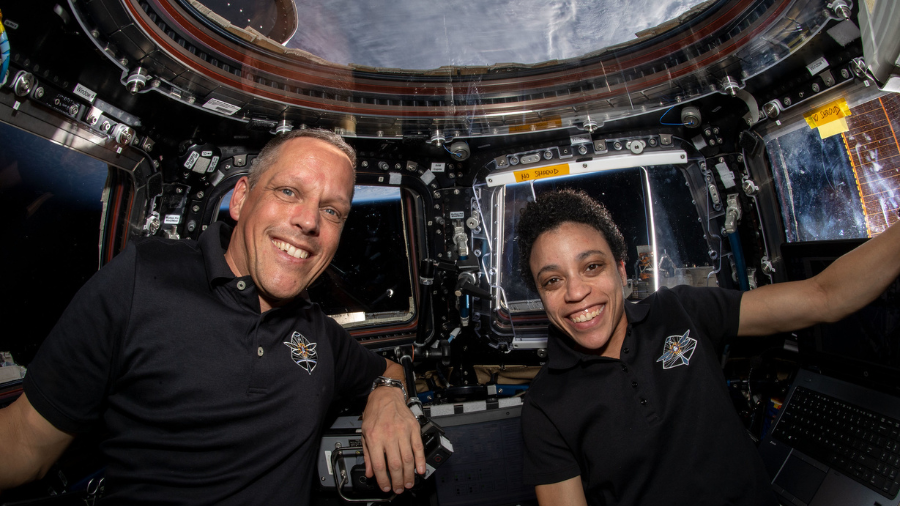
[766,94,900,242]
[501,165,711,306]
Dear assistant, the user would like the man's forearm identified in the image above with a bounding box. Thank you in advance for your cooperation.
[0,394,73,491]
[382,359,408,390]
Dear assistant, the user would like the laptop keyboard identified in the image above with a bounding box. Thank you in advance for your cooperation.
[772,386,900,500]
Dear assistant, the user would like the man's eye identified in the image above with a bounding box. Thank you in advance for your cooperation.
[280,188,295,197]
[542,277,560,287]
[322,208,344,221]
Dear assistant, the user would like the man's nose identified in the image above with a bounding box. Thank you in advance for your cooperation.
[291,202,320,235]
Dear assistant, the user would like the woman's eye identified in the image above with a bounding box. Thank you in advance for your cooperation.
[280,188,295,197]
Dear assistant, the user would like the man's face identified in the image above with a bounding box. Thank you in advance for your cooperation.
[224,137,354,312]
[529,221,629,357]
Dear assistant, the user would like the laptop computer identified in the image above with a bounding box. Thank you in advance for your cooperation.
[758,239,900,506]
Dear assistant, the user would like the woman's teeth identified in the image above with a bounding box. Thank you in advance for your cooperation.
[571,307,602,323]
[273,240,309,259]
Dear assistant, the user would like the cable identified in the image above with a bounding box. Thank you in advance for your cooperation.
[444,144,463,158]
[659,106,683,126]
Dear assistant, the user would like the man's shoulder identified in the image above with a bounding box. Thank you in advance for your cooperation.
[128,235,204,268]
[131,235,201,256]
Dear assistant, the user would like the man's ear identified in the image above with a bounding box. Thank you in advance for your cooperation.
[229,177,250,221]
[617,260,628,286]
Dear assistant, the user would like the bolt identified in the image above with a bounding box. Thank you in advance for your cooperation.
[783,97,792,106]
[811,83,820,93]
[433,191,440,198]
[34,87,44,99]
[798,91,805,98]
[68,104,79,116]
[453,189,460,195]
[841,68,850,79]
[196,191,205,199]
[192,205,200,213]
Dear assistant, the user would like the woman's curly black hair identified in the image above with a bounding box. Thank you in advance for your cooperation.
[516,189,628,291]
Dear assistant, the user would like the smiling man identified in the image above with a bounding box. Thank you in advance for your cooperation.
[516,189,900,506]
[0,129,424,503]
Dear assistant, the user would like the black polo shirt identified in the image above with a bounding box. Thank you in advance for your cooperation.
[24,222,386,505]
[522,285,776,505]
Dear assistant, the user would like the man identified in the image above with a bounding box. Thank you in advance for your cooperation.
[0,129,424,503]
[516,189,900,505]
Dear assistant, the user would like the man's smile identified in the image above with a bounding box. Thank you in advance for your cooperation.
[272,239,310,259]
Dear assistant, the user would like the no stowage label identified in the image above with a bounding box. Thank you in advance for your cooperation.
[513,163,570,183]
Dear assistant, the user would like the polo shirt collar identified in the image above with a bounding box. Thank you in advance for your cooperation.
[546,300,651,370]
[198,221,313,312]
[200,221,240,287]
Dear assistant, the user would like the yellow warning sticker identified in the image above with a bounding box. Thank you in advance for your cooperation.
[514,163,570,183]
[804,98,852,129]
[509,117,563,133]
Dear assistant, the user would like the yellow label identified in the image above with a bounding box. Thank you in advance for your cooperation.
[804,98,852,129]
[509,117,563,133]
[818,117,849,139]
[514,163,570,183]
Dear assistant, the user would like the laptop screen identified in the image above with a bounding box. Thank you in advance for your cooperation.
[781,239,900,396]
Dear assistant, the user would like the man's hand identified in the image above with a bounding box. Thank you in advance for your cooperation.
[360,360,426,495]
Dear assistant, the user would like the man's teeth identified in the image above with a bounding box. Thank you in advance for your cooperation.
[571,308,602,323]
[273,240,309,259]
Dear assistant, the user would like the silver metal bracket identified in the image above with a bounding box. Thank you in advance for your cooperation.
[724,194,742,234]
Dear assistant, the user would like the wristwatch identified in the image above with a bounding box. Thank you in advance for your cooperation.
[371,376,408,401]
